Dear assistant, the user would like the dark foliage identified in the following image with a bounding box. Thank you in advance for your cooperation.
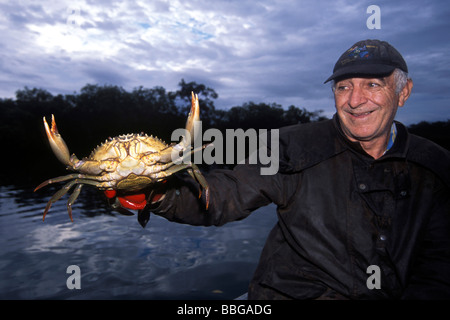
[0,80,448,186]
[407,120,450,151]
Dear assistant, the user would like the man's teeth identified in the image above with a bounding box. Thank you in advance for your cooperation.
[353,111,371,116]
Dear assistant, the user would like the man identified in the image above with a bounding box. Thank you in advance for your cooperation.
[150,39,450,299]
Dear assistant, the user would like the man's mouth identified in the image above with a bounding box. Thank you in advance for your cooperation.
[348,110,374,118]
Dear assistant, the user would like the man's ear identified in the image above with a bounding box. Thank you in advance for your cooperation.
[398,79,413,107]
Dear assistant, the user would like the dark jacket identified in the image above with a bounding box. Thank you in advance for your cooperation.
[153,115,450,299]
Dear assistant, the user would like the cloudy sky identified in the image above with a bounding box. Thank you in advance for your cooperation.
[1,0,449,124]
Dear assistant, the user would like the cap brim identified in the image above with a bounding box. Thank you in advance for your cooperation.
[324,64,396,83]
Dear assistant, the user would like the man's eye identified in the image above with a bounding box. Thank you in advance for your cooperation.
[368,82,380,88]
[336,85,349,91]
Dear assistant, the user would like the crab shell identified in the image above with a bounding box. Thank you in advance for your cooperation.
[75,132,176,190]
[34,92,209,227]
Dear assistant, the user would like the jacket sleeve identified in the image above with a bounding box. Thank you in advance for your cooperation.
[151,163,297,226]
[402,180,450,299]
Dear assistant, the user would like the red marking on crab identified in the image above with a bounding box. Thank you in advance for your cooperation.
[118,193,147,210]
[104,190,148,210]
[104,190,116,199]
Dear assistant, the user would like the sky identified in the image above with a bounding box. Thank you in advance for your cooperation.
[1,0,449,125]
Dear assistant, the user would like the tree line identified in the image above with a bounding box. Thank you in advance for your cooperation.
[0,79,448,185]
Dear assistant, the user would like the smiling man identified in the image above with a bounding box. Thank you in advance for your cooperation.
[151,39,450,299]
[332,74,409,159]
[325,39,413,159]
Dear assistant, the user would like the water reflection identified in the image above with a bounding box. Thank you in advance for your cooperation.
[0,184,277,299]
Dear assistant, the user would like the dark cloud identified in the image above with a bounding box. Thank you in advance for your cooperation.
[0,0,449,125]
[82,61,130,86]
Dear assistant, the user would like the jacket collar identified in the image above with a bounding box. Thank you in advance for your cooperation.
[332,114,409,160]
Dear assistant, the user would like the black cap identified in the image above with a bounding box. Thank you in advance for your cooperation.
[324,39,408,83]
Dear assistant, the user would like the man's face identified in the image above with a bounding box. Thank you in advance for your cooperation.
[333,73,411,145]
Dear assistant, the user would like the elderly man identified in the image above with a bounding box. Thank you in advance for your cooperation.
[150,39,450,299]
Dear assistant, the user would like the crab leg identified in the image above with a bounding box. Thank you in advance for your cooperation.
[179,143,210,163]
[188,164,210,209]
[151,163,210,209]
[41,178,105,221]
[34,173,111,192]
[67,184,83,222]
[150,163,192,179]
[42,180,76,221]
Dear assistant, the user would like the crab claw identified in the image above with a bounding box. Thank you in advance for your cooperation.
[186,91,200,137]
[179,92,201,148]
[43,114,72,166]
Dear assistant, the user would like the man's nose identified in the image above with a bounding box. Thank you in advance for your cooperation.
[348,86,368,108]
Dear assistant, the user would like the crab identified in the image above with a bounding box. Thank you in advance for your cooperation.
[34,92,209,227]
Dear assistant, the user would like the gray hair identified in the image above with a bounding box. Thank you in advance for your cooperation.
[392,68,410,94]
[331,68,411,94]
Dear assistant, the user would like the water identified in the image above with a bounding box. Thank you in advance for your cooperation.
[0,184,277,300]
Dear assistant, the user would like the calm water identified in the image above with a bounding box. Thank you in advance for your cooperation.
[0,183,277,300]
